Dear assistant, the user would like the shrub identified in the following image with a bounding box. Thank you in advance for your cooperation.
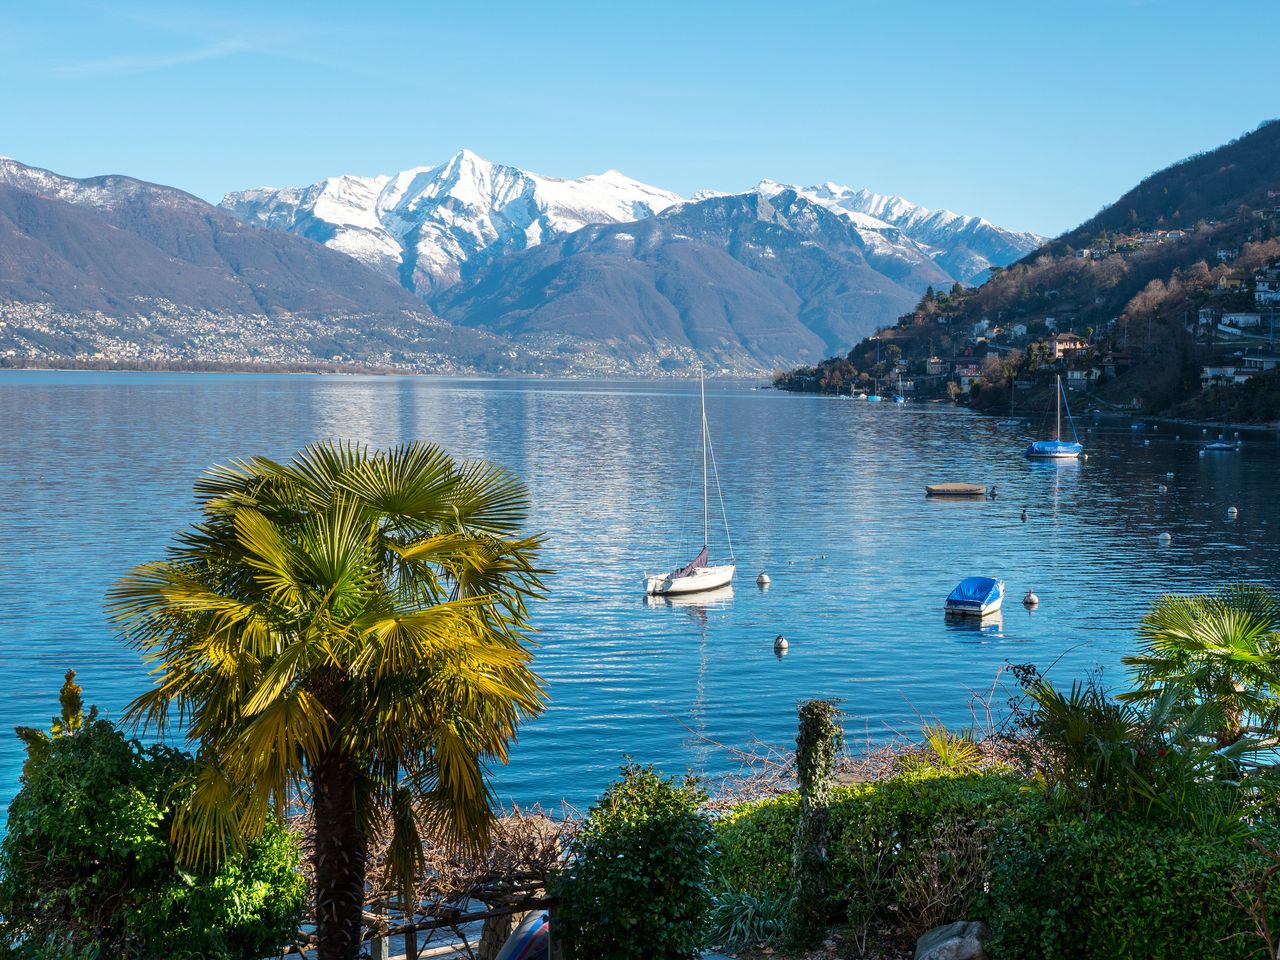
[0,676,305,959]
[552,763,716,960]
[988,812,1280,960]
[714,769,1028,942]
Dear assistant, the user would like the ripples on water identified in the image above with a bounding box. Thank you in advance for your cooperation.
[1,371,1277,815]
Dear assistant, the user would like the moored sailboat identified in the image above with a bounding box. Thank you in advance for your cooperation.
[644,370,736,596]
[1025,376,1083,460]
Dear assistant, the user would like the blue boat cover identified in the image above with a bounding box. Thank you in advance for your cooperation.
[1025,439,1083,457]
[947,577,1002,608]
[494,911,549,960]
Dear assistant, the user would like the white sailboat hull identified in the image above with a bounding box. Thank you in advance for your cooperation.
[645,564,735,596]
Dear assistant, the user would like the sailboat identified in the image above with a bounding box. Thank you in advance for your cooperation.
[893,374,906,405]
[866,378,883,403]
[644,370,736,596]
[1025,375,1083,459]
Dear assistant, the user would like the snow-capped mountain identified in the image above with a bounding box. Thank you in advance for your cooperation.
[756,180,1043,283]
[222,150,684,297]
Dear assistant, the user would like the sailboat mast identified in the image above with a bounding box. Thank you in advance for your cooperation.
[1055,376,1062,442]
[701,368,708,548]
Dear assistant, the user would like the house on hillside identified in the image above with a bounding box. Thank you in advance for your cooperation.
[1050,332,1089,359]
[1256,265,1280,304]
[1216,275,1247,293]
[1242,353,1280,374]
[1009,323,1028,338]
[1224,313,1262,329]
[1201,364,1238,388]
[1066,367,1101,390]
[926,356,947,375]
[1217,247,1240,262]
[953,363,984,390]
[1198,307,1223,328]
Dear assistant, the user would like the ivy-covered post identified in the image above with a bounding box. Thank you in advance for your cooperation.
[787,698,843,946]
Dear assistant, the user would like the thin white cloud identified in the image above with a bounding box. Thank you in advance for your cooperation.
[55,37,250,75]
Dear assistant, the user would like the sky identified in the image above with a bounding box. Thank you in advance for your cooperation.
[1,0,1276,237]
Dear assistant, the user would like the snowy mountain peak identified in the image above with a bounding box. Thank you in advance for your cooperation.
[223,152,684,296]
[754,179,1043,283]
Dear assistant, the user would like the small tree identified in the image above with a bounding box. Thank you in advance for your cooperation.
[553,764,715,960]
[787,699,843,946]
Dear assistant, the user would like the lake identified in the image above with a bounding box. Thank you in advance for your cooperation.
[2,371,1278,817]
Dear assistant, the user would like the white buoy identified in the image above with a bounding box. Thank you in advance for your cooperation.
[773,634,788,655]
[1159,532,1172,543]
[1199,450,1206,458]
[1082,453,1089,461]
[1202,428,1208,434]
[1158,484,1167,494]
[1235,432,1240,439]
[757,571,771,587]
[1023,590,1039,607]
[1143,439,1150,446]
[1227,506,1239,519]
[1166,472,1174,479]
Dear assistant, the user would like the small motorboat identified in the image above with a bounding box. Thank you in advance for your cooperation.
[945,577,1005,617]
[1203,440,1237,452]
[926,483,988,498]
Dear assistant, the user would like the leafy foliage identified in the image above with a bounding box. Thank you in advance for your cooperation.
[552,764,716,960]
[988,812,1280,960]
[1121,584,1280,745]
[715,771,1026,939]
[706,889,786,950]
[1019,671,1262,832]
[0,676,304,959]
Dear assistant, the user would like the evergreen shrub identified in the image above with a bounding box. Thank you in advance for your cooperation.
[0,678,305,959]
[552,763,716,960]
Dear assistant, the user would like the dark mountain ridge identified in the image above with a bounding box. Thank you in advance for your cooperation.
[436,190,954,369]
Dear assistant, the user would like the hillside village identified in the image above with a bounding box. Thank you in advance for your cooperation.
[776,203,1280,422]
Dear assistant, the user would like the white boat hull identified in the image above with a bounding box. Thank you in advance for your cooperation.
[645,564,735,596]
[944,595,1004,617]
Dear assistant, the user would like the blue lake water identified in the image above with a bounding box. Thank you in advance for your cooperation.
[2,371,1279,818]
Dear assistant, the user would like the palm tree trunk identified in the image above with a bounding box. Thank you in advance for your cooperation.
[313,743,368,960]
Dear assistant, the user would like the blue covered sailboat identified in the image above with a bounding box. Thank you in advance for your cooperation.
[945,577,1005,616]
[1025,375,1083,460]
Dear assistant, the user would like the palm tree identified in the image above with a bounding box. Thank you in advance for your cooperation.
[1120,584,1280,745]
[108,442,547,960]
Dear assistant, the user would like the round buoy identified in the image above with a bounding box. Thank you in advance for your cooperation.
[1227,506,1239,519]
[773,634,788,656]
[757,572,771,587]
[1199,450,1206,458]
[1143,439,1150,446]
[1157,484,1167,494]
[1202,428,1208,434]
[1023,591,1039,607]
[1159,532,1172,543]
[1235,432,1241,439]
[1166,472,1174,479]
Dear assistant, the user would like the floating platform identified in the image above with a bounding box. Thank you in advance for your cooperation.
[926,483,988,498]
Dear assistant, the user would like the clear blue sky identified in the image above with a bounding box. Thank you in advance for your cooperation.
[2,0,1276,236]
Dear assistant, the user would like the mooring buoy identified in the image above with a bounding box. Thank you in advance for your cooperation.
[1227,506,1239,519]
[1023,591,1039,607]
[773,634,788,656]
[1159,532,1172,543]
[757,571,771,587]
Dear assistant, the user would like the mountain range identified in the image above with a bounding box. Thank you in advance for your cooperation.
[0,150,1043,373]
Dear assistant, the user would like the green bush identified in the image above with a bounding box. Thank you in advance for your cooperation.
[0,680,305,959]
[715,769,1027,930]
[988,812,1280,960]
[552,763,717,960]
